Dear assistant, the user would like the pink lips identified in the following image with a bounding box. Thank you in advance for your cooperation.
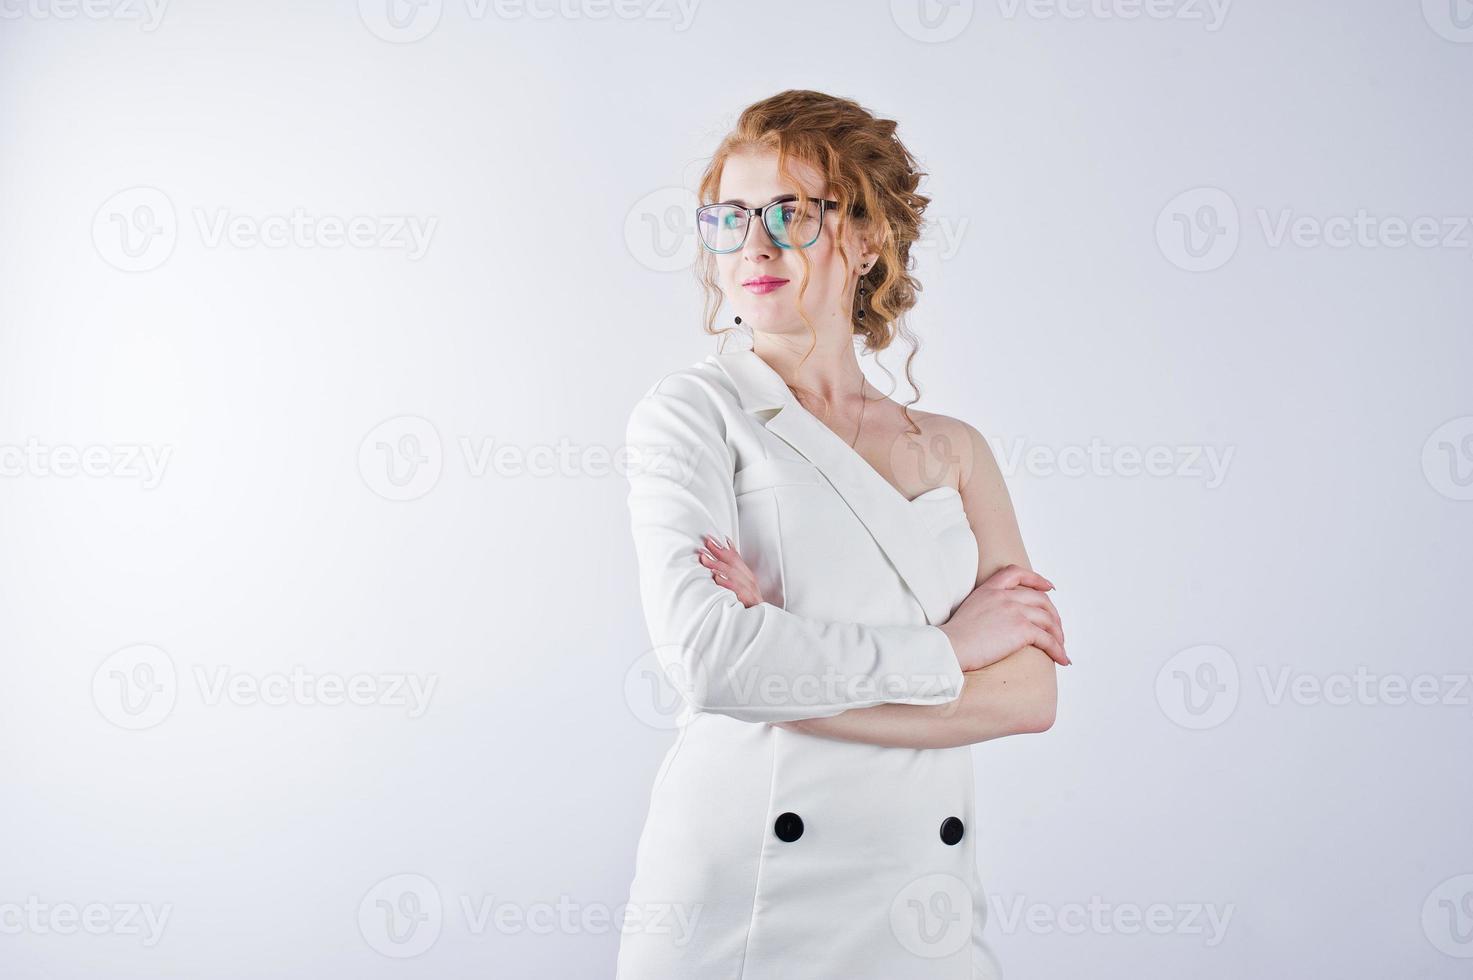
[742,277,788,295]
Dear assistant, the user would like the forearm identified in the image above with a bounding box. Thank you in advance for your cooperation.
[775,646,1058,749]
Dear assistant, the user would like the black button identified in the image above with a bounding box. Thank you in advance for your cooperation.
[940,816,964,845]
[774,811,804,842]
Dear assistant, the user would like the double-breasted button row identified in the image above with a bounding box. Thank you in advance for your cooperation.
[772,812,964,845]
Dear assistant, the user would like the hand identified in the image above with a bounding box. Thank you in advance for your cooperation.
[939,564,1069,671]
[698,533,763,608]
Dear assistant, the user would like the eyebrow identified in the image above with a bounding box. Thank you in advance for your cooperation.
[716,193,800,207]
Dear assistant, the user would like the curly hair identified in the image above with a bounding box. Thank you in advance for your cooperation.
[695,89,934,431]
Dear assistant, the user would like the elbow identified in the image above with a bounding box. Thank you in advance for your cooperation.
[1021,647,1059,734]
[1026,692,1057,733]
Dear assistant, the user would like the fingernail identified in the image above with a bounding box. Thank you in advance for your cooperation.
[725,536,734,549]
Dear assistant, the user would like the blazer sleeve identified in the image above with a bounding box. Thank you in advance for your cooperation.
[623,377,966,725]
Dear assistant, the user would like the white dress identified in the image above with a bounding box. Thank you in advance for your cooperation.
[616,347,1004,980]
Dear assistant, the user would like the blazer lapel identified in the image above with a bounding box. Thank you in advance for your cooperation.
[710,348,954,627]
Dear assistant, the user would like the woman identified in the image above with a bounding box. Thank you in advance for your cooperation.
[616,90,1068,980]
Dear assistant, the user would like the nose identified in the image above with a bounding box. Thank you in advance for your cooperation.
[739,209,776,266]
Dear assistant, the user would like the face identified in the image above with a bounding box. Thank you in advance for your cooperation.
[710,149,875,344]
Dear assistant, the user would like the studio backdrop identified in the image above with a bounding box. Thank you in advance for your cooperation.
[1,1,1469,977]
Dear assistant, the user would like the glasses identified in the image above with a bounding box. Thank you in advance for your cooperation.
[696,197,842,253]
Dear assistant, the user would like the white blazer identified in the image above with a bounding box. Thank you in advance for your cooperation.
[616,347,1003,980]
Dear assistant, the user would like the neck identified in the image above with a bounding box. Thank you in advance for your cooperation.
[751,335,866,408]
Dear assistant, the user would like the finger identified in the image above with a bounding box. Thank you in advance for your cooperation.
[703,546,749,586]
[1021,604,1065,648]
[697,549,730,576]
[1008,589,1065,643]
[705,533,741,558]
[1028,625,1070,666]
[986,564,1054,592]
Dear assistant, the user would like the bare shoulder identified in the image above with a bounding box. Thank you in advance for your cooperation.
[894,406,1001,496]
[907,408,1031,576]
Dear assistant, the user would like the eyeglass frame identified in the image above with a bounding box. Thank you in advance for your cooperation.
[695,197,844,253]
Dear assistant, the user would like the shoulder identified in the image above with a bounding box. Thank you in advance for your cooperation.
[635,354,738,409]
[624,355,742,454]
[897,406,1006,496]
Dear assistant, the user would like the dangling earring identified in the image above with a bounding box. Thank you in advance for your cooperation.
[856,264,870,321]
[734,314,742,325]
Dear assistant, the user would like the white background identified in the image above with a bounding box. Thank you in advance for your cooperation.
[1,1,1470,977]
